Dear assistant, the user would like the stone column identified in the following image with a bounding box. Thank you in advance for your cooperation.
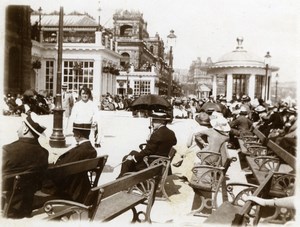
[212,75,217,99]
[226,74,233,101]
[248,74,255,101]
[93,58,102,104]
[95,31,103,46]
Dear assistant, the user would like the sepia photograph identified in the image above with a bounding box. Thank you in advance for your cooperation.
[1,0,298,226]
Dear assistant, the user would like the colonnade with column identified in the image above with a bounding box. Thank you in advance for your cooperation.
[210,70,269,102]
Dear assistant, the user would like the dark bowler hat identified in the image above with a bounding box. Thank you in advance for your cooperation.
[151,112,171,124]
[195,112,211,126]
[21,112,46,137]
[241,95,251,102]
[73,123,92,130]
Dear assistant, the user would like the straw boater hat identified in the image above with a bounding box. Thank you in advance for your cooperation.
[21,112,46,137]
[254,105,266,113]
[209,111,224,121]
[210,117,231,132]
[239,106,248,115]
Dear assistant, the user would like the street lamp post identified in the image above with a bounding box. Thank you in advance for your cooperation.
[167,30,176,99]
[49,7,66,148]
[275,73,279,103]
[264,51,271,102]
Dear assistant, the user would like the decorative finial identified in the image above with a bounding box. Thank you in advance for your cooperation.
[236,37,244,50]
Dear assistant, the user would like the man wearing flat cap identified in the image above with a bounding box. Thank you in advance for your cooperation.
[117,114,177,178]
[2,111,49,218]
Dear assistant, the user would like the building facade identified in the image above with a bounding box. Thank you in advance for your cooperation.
[30,11,121,103]
[113,10,180,97]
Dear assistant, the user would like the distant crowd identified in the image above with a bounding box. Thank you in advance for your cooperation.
[171,94,297,156]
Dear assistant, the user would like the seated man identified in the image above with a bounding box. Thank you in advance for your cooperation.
[2,111,48,218]
[44,124,98,202]
[117,114,177,179]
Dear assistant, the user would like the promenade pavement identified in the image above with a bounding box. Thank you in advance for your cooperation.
[0,110,249,226]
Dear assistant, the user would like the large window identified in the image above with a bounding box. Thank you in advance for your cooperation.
[134,80,151,95]
[63,60,94,93]
[45,61,54,95]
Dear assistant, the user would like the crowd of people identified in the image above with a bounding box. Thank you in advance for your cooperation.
[2,90,297,219]
[170,94,297,156]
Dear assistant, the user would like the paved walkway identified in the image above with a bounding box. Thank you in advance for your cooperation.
[1,111,250,226]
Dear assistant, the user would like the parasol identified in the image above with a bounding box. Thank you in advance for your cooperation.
[130,94,172,111]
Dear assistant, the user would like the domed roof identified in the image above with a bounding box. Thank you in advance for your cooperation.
[211,37,265,69]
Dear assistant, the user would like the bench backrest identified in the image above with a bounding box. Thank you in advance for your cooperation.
[2,155,108,217]
[266,140,296,170]
[46,155,108,187]
[84,164,164,219]
[252,127,267,145]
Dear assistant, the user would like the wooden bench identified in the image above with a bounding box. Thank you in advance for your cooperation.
[244,139,296,224]
[204,171,275,226]
[41,164,164,223]
[238,127,267,156]
[188,142,237,217]
[2,155,108,218]
[143,146,177,201]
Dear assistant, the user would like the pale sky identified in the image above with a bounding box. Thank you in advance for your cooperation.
[2,0,300,83]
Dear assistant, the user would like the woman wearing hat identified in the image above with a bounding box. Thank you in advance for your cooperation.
[68,86,102,147]
[191,116,230,164]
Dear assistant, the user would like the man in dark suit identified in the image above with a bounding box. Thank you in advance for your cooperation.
[52,124,97,202]
[2,111,49,218]
[117,115,177,178]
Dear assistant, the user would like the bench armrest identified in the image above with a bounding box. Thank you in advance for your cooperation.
[189,165,225,191]
[43,199,91,221]
[245,145,269,157]
[226,182,258,204]
[254,156,280,172]
[196,151,222,166]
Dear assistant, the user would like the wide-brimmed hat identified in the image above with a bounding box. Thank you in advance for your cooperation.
[254,105,266,113]
[239,106,249,115]
[210,117,231,132]
[209,111,224,121]
[241,95,251,102]
[62,83,68,89]
[21,112,46,137]
[195,112,211,126]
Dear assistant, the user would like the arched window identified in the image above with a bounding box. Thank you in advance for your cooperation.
[120,25,133,37]
[150,45,154,53]
[121,52,130,68]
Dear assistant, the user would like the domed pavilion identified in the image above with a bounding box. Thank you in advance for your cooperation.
[208,37,279,101]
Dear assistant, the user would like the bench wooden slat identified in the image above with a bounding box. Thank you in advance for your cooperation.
[95,191,145,221]
[267,140,296,169]
[43,164,164,222]
[94,164,163,199]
